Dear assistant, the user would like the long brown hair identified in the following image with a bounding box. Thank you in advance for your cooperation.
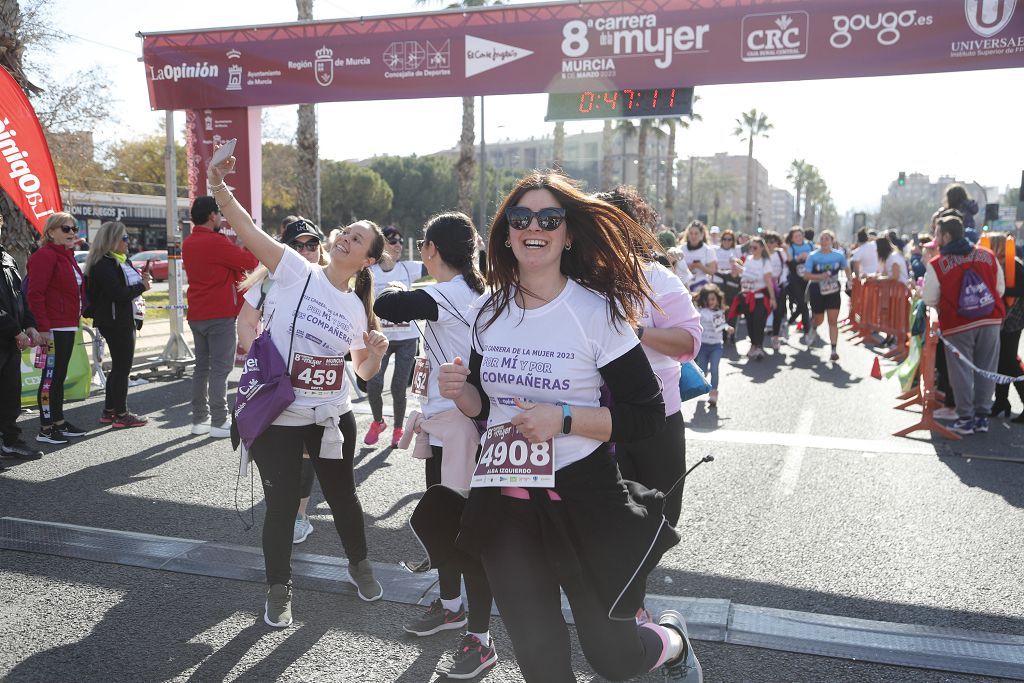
[481,171,656,333]
[350,220,386,332]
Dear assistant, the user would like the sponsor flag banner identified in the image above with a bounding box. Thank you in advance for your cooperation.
[0,66,62,234]
[141,0,1024,110]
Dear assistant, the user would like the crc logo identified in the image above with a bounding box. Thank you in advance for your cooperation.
[742,12,809,62]
[965,0,1017,37]
[829,10,933,48]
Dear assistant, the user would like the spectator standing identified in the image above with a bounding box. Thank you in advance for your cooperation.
[0,214,43,461]
[850,228,879,278]
[944,184,980,244]
[987,234,1024,423]
[874,234,910,284]
[27,212,88,445]
[84,222,151,429]
[922,213,1005,435]
[182,196,258,437]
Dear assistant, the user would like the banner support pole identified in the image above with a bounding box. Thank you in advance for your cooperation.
[162,110,193,363]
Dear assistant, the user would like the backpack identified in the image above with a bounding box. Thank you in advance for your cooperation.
[957,253,995,319]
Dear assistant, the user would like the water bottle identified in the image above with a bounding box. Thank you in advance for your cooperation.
[34,344,47,369]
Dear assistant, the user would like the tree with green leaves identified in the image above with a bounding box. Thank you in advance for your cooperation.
[369,154,459,230]
[552,121,565,169]
[106,131,187,196]
[732,108,773,231]
[786,159,810,227]
[615,120,637,185]
[319,160,392,228]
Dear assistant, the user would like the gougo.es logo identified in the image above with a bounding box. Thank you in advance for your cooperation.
[829,10,934,49]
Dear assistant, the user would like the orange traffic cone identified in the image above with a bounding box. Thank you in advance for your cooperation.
[871,356,882,380]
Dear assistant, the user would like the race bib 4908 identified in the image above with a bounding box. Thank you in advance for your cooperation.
[471,422,554,488]
[290,353,345,396]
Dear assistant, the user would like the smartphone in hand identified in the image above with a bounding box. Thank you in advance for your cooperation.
[210,138,237,166]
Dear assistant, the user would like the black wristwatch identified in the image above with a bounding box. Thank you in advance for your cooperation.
[561,403,573,435]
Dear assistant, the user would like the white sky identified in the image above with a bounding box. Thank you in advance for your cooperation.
[28,0,1024,214]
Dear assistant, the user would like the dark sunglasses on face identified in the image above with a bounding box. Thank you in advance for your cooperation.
[290,239,320,253]
[121,235,129,242]
[59,225,76,234]
[386,237,402,245]
[505,206,566,231]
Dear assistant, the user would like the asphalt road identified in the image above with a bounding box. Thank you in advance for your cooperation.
[2,322,1022,682]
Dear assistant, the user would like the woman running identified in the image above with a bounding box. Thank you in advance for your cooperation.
[712,228,742,324]
[237,218,329,545]
[208,149,389,628]
[765,231,789,351]
[735,236,776,360]
[804,230,853,362]
[434,172,701,682]
[680,220,717,291]
[785,226,813,342]
[595,186,701,529]
[374,212,497,680]
[365,226,426,448]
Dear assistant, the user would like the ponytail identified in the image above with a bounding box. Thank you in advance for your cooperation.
[355,266,380,332]
[460,258,485,294]
[423,211,485,294]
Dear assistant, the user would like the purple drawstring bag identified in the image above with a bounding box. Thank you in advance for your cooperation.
[232,274,311,451]
[957,261,995,319]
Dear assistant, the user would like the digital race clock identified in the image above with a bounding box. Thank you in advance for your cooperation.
[545,87,694,122]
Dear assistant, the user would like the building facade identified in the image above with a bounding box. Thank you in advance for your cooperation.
[63,191,191,252]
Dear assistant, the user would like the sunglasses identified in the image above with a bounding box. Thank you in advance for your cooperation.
[59,225,76,234]
[505,207,566,231]
[290,240,320,253]
[121,235,129,242]
[386,237,402,245]
[721,237,734,242]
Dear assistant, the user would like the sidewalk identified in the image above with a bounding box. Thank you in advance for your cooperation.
[134,318,194,358]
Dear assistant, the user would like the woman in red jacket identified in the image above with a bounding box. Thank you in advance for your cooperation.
[27,212,87,445]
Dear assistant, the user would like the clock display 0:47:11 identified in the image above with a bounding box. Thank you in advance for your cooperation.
[578,88,677,113]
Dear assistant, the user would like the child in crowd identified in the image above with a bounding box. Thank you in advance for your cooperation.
[694,283,733,406]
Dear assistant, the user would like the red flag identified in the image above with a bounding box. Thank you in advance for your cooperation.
[0,66,62,234]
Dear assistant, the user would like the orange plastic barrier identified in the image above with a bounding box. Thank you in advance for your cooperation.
[846,278,912,361]
[893,316,961,441]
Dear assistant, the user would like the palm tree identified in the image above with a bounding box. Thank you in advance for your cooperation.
[418,0,498,215]
[636,119,651,194]
[600,120,614,189]
[786,159,809,227]
[732,109,773,231]
[659,96,702,227]
[0,0,44,267]
[615,120,637,185]
[296,0,319,223]
[802,167,824,230]
[552,121,565,170]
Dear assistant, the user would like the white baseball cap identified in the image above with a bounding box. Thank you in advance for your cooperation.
[709,225,721,234]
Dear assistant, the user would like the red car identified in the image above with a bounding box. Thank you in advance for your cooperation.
[129,250,169,282]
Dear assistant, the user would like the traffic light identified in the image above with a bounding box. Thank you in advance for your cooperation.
[897,171,906,186]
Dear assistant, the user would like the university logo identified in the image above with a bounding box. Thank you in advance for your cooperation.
[965,0,1017,37]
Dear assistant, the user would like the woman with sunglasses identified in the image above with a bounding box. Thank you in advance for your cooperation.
[208,149,390,628]
[238,217,329,545]
[373,213,497,679]
[712,229,742,337]
[26,212,89,444]
[734,236,777,360]
[431,172,699,682]
[364,226,426,448]
[83,221,152,430]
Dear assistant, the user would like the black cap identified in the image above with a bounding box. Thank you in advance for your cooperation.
[281,218,324,245]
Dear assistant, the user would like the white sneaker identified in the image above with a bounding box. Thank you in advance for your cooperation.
[293,515,313,544]
[209,420,231,438]
[191,419,211,435]
[933,406,958,421]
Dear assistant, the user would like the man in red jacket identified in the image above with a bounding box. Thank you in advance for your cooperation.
[922,212,1005,436]
[182,196,258,437]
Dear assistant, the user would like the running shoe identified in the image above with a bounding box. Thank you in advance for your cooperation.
[347,559,383,601]
[293,515,313,544]
[391,427,404,448]
[264,583,293,628]
[439,633,498,680]
[1,440,43,460]
[950,418,975,435]
[974,417,990,433]
[59,421,87,437]
[111,412,148,429]
[209,420,232,438]
[99,409,116,424]
[658,610,703,682]
[36,427,68,445]
[707,390,718,407]
[933,406,958,421]
[771,336,781,352]
[191,419,211,435]
[404,598,467,637]
[363,419,386,445]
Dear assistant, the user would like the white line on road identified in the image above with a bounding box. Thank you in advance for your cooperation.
[686,427,941,456]
[775,408,814,496]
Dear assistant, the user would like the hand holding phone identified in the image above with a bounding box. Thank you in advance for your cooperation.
[210,138,237,167]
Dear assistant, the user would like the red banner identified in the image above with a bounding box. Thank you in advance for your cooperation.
[185,107,262,227]
[141,0,1024,110]
[0,67,62,234]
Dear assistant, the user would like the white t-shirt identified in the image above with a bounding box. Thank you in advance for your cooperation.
[682,243,716,287]
[883,252,910,284]
[470,279,638,471]
[667,247,693,287]
[713,246,741,281]
[768,250,788,286]
[420,276,478,441]
[370,260,424,341]
[851,241,879,276]
[699,307,729,345]
[741,257,770,294]
[267,248,367,414]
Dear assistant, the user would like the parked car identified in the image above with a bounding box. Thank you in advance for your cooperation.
[74,251,89,268]
[129,250,169,281]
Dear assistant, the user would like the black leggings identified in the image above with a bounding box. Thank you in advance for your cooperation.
[741,296,770,348]
[98,324,136,415]
[482,496,667,682]
[788,278,810,329]
[251,412,368,585]
[771,286,788,337]
[38,330,75,426]
[616,411,686,527]
[995,328,1024,405]
[427,445,493,633]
